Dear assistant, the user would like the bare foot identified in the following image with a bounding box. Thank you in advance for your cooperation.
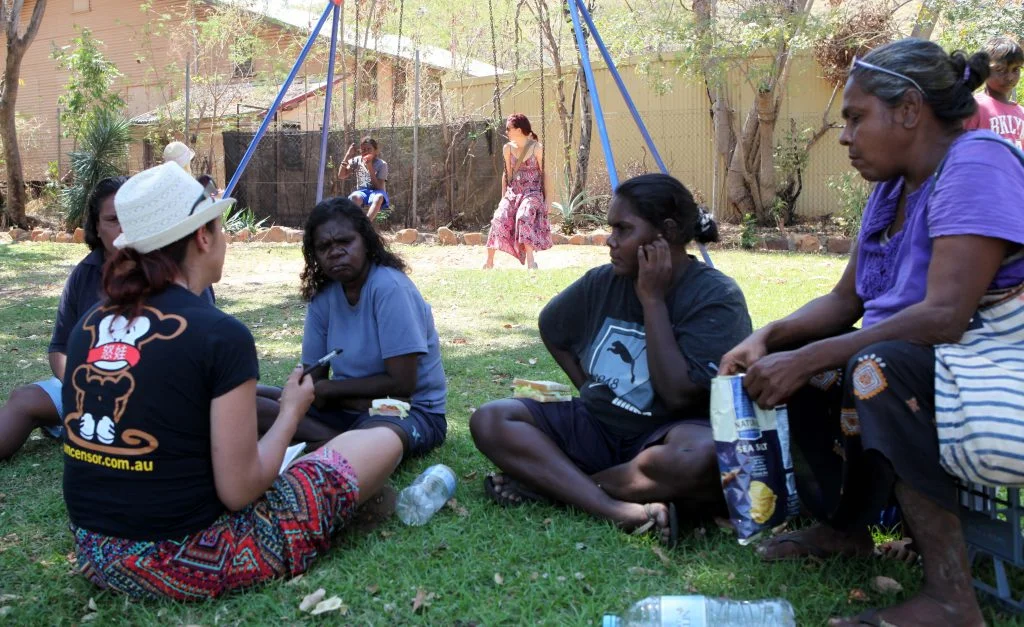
[828,590,984,627]
[757,524,873,561]
[611,502,674,547]
[482,262,493,270]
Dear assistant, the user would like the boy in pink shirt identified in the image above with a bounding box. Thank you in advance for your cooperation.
[964,36,1024,149]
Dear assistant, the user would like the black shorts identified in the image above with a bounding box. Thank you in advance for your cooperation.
[516,397,710,475]
[306,404,446,458]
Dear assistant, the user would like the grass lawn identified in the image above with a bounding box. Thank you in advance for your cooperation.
[0,242,1020,625]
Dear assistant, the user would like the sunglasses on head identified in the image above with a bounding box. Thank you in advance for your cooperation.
[189,177,219,216]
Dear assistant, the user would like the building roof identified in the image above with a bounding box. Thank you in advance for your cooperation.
[130,76,337,125]
[217,0,506,78]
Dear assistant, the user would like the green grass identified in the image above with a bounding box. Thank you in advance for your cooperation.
[0,242,1020,625]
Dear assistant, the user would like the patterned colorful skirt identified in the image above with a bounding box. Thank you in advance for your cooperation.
[787,339,955,530]
[72,448,359,600]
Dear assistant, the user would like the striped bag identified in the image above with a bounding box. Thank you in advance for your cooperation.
[936,284,1024,486]
[934,134,1024,487]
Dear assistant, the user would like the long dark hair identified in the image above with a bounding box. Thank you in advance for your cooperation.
[614,173,719,246]
[851,39,990,126]
[300,197,407,301]
[103,221,217,318]
[83,176,128,252]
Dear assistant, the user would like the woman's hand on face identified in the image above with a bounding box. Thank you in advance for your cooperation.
[719,333,769,376]
[279,365,315,420]
[635,236,674,305]
[743,349,811,409]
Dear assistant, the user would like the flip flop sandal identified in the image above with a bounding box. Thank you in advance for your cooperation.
[874,538,921,566]
[757,529,838,562]
[483,474,551,507]
[631,502,679,550]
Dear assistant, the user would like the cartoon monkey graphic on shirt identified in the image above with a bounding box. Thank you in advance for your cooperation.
[64,306,187,456]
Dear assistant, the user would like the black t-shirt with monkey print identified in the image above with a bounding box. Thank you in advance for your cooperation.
[62,285,258,541]
[539,262,752,436]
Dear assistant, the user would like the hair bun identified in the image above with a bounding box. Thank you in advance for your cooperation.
[955,50,990,92]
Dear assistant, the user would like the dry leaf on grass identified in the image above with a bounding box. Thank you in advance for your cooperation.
[463,470,478,480]
[627,567,663,576]
[727,572,736,581]
[530,572,540,581]
[847,588,870,603]
[502,324,513,329]
[81,612,98,622]
[310,596,347,616]
[0,608,12,618]
[452,338,468,345]
[87,598,98,612]
[380,530,393,539]
[542,518,553,526]
[651,546,672,567]
[299,588,326,612]
[0,595,19,604]
[446,499,469,517]
[575,542,587,550]
[366,584,380,596]
[528,358,538,365]
[412,588,436,613]
[870,576,903,595]
[494,573,504,585]
[574,572,585,580]
[285,574,304,586]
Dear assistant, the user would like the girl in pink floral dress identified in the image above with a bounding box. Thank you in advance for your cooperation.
[484,113,553,269]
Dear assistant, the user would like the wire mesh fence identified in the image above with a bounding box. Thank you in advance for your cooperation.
[223,120,505,229]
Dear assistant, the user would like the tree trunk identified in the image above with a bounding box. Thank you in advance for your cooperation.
[571,64,592,200]
[911,0,940,40]
[756,90,776,214]
[0,0,48,228]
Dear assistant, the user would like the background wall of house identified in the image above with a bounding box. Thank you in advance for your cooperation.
[449,52,851,220]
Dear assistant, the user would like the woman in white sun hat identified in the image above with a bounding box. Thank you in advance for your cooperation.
[60,162,404,600]
[162,140,195,173]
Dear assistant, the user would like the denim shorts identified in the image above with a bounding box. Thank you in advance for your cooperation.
[306,404,445,458]
[32,376,65,439]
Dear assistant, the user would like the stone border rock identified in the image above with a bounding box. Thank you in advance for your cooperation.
[4,226,853,255]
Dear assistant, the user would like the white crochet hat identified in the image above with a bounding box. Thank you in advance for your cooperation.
[162,141,195,169]
[113,162,235,254]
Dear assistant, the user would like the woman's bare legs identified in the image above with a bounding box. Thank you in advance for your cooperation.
[524,244,537,270]
[483,247,496,269]
[322,427,403,504]
[0,385,60,460]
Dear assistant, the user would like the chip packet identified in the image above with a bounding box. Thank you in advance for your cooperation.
[710,374,800,545]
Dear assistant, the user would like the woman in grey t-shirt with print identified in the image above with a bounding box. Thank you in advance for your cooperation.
[258,197,446,459]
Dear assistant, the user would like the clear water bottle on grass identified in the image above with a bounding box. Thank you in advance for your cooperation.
[395,464,457,526]
[603,595,796,627]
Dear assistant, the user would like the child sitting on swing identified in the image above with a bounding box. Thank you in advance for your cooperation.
[337,137,389,221]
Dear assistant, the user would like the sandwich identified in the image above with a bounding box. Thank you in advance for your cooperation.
[511,378,572,403]
[369,398,411,418]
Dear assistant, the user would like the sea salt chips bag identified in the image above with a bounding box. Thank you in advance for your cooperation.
[710,374,800,545]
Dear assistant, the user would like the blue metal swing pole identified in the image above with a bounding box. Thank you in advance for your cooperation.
[224,1,335,198]
[574,0,665,173]
[570,0,714,267]
[315,2,341,204]
[566,0,617,188]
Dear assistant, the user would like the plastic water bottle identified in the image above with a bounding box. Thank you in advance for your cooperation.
[603,595,796,627]
[395,464,457,526]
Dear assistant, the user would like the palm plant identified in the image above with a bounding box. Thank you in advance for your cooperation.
[61,109,131,229]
